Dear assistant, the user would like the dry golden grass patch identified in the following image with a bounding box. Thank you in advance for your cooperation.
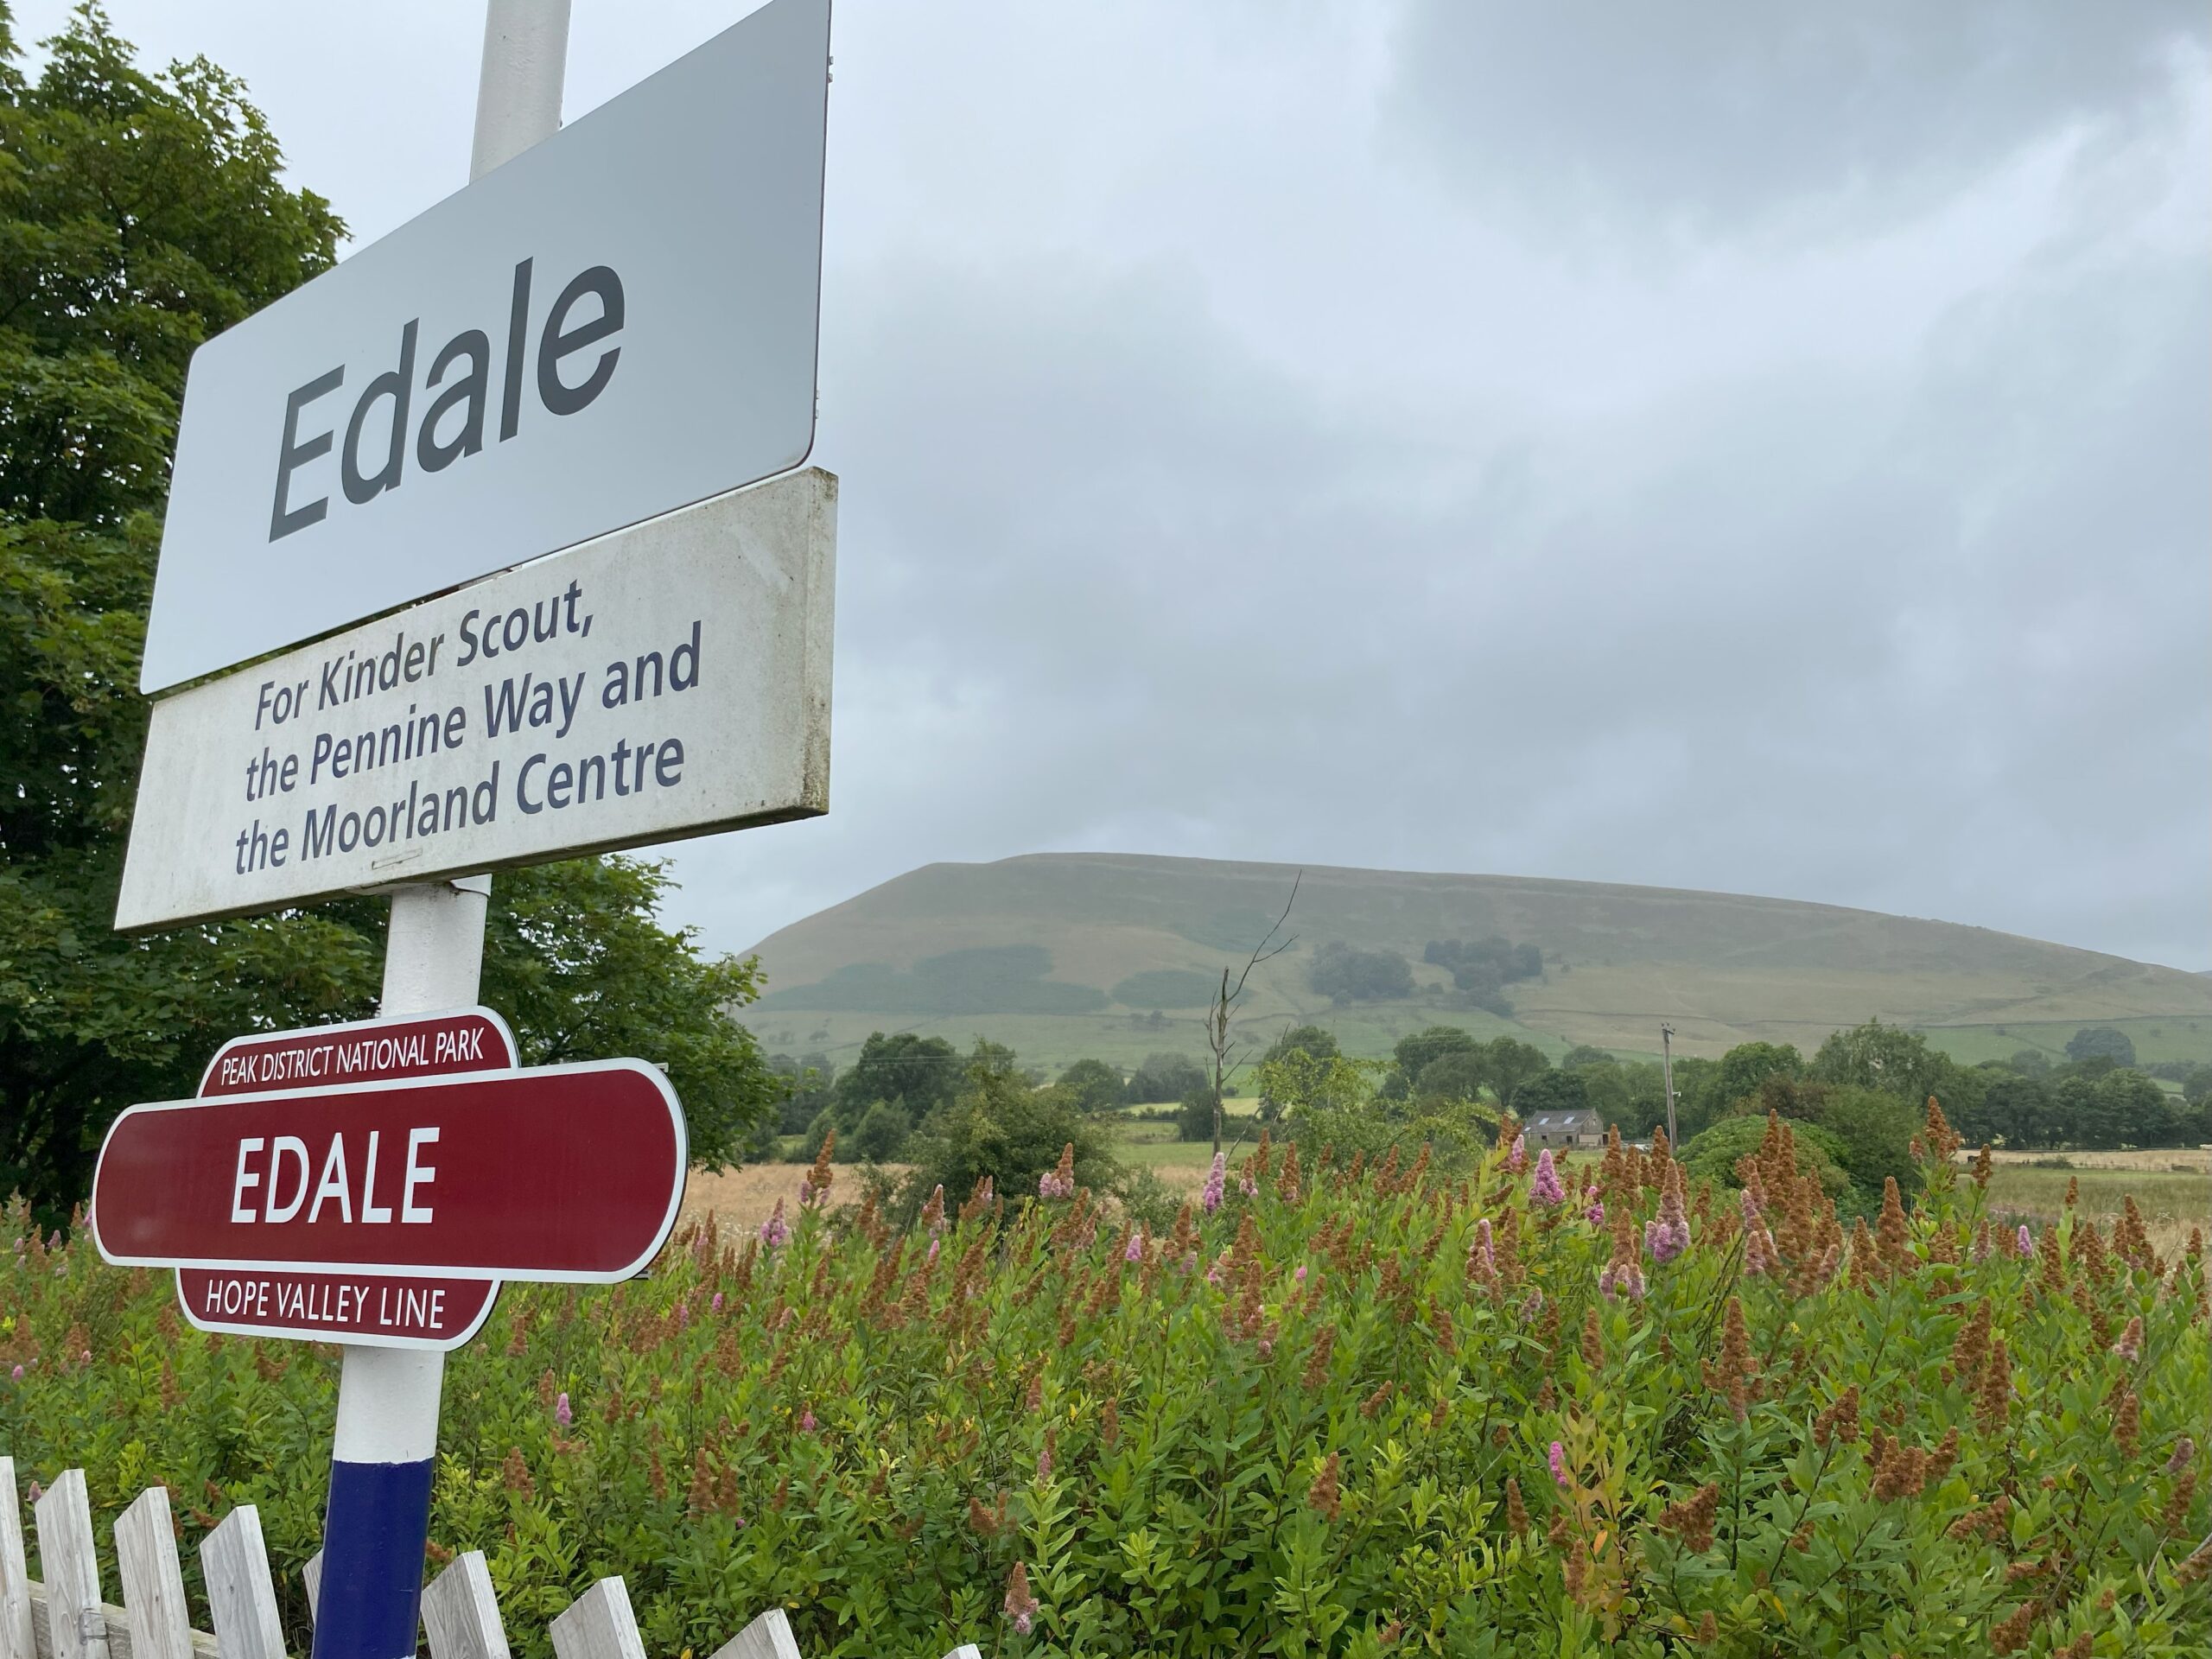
[678,1162,915,1235]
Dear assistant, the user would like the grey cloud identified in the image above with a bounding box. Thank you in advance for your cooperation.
[1389,0,2207,237]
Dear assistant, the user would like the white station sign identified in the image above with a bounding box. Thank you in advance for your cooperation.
[139,0,830,694]
[118,470,834,930]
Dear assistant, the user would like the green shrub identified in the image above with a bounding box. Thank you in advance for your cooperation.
[1175,1089,1215,1142]
[3,1133,2204,1656]
[852,1100,911,1161]
[1681,1114,1855,1203]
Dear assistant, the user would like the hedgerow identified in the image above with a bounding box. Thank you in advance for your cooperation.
[3,1107,2208,1657]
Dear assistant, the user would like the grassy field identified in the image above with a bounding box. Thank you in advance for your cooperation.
[734,851,2212,1069]
[1919,1015,2212,1068]
[1967,1147,2209,1258]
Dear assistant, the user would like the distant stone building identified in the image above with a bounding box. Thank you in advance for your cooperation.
[1524,1108,1604,1150]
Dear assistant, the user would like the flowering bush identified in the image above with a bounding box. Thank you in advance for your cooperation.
[3,1106,2208,1657]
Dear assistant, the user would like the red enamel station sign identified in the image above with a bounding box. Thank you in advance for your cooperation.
[177,1011,518,1349]
[92,1061,686,1281]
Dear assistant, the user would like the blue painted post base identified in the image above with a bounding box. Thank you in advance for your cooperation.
[309,1458,436,1659]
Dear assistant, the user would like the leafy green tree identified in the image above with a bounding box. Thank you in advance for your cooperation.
[1307,942,1414,1003]
[1056,1058,1124,1115]
[1262,1025,1340,1066]
[1255,1049,1378,1120]
[2182,1065,2212,1108]
[852,1099,911,1162]
[1414,1051,1489,1103]
[2006,1049,2054,1080]
[1560,1045,1615,1071]
[1794,1084,1921,1200]
[2065,1026,2137,1067]
[1125,1052,1208,1105]
[1481,1037,1551,1109]
[1393,1026,1480,1087]
[0,10,779,1222]
[1510,1069,1589,1118]
[1976,1074,2056,1149]
[833,1032,959,1132]
[1809,1020,1948,1102]
[893,1041,1117,1221]
[1711,1042,1803,1109]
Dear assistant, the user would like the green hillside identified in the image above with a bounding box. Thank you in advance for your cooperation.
[735,853,2212,1072]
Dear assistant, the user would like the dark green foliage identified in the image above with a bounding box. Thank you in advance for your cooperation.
[851,1100,910,1162]
[1481,1036,1551,1108]
[1175,1088,1216,1141]
[1125,1051,1208,1105]
[1056,1057,1125,1115]
[1307,941,1413,1003]
[2056,1068,2179,1150]
[831,1032,959,1133]
[768,1052,835,1135]
[1108,969,1218,1009]
[1510,1068,1588,1117]
[2066,1025,2138,1066]
[1680,1115,1854,1201]
[1790,1083,1921,1199]
[757,945,1109,1015]
[1394,1025,1481,1086]
[1413,1051,1488,1103]
[1421,935,1542,1012]
[893,1042,1118,1220]
[2006,1048,2054,1079]
[1709,1040,1803,1109]
[1263,1024,1340,1066]
[1560,1044,1615,1070]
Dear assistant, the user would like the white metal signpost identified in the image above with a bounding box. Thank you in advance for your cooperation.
[90,2,837,1654]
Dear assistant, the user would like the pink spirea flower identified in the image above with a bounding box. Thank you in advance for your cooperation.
[1014,1614,1033,1636]
[1504,1134,1527,1173]
[675,1301,690,1330]
[1201,1151,1227,1215]
[2015,1224,2033,1259]
[1532,1149,1566,1206]
[1585,1198,1605,1226]
[2167,1437,2195,1473]
[926,1236,941,1264]
[798,1177,814,1206]
[554,1391,572,1427]
[711,1292,724,1313]
[1038,1168,1073,1200]
[1239,1174,1258,1199]
[1037,1442,1053,1481]
[1548,1441,1569,1488]
[8,1364,20,1382]
[1599,1261,1647,1300]
[24,1481,39,1504]
[799,1408,817,1432]
[1294,1265,1307,1285]
[1470,1217,1496,1276]
[759,1198,791,1248]
[1124,1229,1143,1263]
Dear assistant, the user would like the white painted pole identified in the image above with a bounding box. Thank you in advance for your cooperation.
[472,0,574,180]
[314,6,568,1653]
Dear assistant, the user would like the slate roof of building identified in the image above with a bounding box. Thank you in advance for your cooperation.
[1526,1109,1603,1131]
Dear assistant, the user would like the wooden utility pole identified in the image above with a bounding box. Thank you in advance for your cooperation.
[1661,1022,1678,1148]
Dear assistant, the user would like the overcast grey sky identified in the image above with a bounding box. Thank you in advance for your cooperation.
[23,0,2209,969]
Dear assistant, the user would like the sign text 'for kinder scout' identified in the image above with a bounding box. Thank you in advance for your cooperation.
[175,1009,517,1348]
[116,467,833,930]
[92,1059,687,1284]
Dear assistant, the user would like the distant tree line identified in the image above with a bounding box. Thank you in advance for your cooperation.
[1305,933,1546,1014]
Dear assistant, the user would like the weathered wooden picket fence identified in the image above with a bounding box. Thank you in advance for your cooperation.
[0,1459,980,1659]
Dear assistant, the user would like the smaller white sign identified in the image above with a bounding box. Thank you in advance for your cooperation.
[117,469,834,930]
